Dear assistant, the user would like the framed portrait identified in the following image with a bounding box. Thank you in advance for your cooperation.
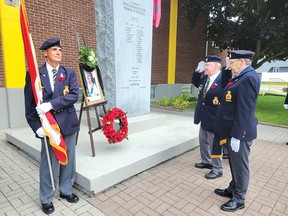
[79,64,106,106]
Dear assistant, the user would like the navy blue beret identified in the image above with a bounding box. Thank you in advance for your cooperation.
[204,55,222,63]
[39,37,62,50]
[229,50,255,60]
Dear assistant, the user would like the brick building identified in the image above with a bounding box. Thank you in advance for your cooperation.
[0,0,222,129]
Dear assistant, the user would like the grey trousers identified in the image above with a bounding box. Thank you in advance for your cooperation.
[40,133,76,204]
[227,139,252,204]
[198,127,223,173]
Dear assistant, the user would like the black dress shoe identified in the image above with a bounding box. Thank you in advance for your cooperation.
[60,193,79,203]
[205,171,223,179]
[214,188,233,198]
[195,162,213,169]
[221,200,245,212]
[42,202,54,215]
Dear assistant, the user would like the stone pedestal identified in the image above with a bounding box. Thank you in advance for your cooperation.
[95,0,153,116]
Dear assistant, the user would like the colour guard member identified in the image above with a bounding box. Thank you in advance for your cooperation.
[24,38,80,214]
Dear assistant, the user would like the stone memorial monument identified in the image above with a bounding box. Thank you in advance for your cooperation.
[95,0,153,117]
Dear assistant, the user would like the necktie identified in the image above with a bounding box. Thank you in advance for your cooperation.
[203,77,210,99]
[52,69,57,85]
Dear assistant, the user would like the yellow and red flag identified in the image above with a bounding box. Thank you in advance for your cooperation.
[19,0,68,165]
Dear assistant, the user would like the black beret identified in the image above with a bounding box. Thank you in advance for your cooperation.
[229,50,255,60]
[39,37,62,50]
[204,55,222,63]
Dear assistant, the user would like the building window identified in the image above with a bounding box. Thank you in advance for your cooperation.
[272,67,280,73]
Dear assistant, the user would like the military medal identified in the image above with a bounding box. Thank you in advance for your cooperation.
[225,91,232,102]
[63,85,69,96]
[213,97,219,105]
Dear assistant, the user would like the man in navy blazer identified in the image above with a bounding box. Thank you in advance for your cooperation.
[24,38,80,214]
[192,55,230,179]
[213,50,260,212]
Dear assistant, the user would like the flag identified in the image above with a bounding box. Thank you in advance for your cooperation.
[19,0,68,165]
[153,0,161,28]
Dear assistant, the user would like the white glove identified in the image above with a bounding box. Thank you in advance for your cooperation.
[225,57,230,69]
[36,102,53,115]
[284,104,288,109]
[36,127,45,138]
[196,61,205,73]
[230,137,240,152]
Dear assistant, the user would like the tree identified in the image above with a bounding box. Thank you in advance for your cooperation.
[185,0,288,69]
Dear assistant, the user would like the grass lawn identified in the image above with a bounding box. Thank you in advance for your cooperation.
[159,94,287,127]
[187,95,287,126]
[256,95,287,126]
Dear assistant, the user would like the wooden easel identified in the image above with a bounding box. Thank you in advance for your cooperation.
[76,96,107,157]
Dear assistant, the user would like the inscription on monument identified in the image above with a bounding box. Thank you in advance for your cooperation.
[114,0,153,116]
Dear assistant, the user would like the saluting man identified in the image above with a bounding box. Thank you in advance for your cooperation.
[24,38,80,214]
[192,55,230,179]
[213,50,260,212]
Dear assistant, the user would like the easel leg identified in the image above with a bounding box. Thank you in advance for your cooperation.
[76,99,84,145]
[94,106,101,128]
[86,108,96,157]
[102,103,107,114]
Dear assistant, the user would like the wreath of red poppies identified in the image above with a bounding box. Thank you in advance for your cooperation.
[102,108,128,144]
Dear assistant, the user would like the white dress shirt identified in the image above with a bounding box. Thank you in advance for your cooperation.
[207,70,221,90]
[46,63,59,92]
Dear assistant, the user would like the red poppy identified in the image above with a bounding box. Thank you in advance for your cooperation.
[211,84,217,89]
[227,81,233,86]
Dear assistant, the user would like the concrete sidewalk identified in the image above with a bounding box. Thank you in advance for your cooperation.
[1,107,288,215]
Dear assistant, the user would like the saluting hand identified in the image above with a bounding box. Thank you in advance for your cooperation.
[195,61,205,73]
[225,57,230,69]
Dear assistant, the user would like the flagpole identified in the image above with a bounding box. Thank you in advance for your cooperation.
[43,134,56,192]
[19,0,57,192]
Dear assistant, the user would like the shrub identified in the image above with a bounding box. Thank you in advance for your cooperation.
[155,96,170,106]
[155,94,191,109]
[180,93,190,101]
[170,94,190,109]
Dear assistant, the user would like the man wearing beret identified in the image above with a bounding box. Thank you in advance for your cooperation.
[213,50,260,212]
[192,55,230,179]
[24,38,80,214]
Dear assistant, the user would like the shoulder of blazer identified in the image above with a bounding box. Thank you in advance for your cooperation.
[59,65,75,75]
[38,63,47,74]
[214,72,222,84]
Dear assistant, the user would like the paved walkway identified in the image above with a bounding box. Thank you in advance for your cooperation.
[1,108,288,215]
